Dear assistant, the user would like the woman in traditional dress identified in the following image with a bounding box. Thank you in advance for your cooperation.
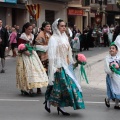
[72,33,80,58]
[44,18,85,115]
[104,43,120,109]
[35,22,51,93]
[16,22,48,96]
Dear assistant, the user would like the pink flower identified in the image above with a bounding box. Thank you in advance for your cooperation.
[74,37,78,41]
[18,44,26,51]
[77,54,87,62]
[110,62,119,69]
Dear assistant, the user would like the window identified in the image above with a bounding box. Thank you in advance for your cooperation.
[103,0,107,5]
[45,10,55,25]
[91,0,94,4]
[84,0,90,6]
[95,0,98,3]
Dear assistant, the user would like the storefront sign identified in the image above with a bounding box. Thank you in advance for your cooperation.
[0,0,5,2]
[68,8,83,16]
[0,0,17,3]
[5,0,17,3]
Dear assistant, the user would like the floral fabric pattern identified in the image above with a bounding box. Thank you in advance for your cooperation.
[16,51,48,91]
[45,68,85,110]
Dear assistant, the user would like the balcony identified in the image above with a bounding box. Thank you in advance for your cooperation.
[107,0,117,4]
[18,0,73,4]
[89,0,107,10]
[68,0,82,8]
[69,0,82,4]
[49,0,72,2]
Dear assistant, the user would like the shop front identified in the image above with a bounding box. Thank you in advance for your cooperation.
[67,7,88,32]
[0,1,28,27]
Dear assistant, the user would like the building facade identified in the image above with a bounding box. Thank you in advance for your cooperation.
[83,0,107,27]
[0,0,29,27]
[28,0,70,28]
[106,0,120,26]
[1,0,116,30]
[67,0,90,32]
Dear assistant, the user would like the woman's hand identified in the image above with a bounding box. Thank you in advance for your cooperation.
[24,51,31,56]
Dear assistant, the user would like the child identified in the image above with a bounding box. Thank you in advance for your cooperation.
[104,42,120,109]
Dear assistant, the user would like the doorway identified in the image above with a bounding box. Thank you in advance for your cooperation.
[68,16,75,28]
[45,10,55,25]
[12,8,16,26]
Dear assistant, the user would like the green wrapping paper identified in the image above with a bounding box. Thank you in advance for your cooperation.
[74,62,89,84]
[110,64,120,75]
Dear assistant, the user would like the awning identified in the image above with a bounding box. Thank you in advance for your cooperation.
[39,0,72,3]
[0,2,26,9]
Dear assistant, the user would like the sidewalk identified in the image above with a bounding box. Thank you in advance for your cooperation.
[78,47,109,90]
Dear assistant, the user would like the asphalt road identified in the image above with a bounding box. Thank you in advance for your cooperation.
[0,47,119,120]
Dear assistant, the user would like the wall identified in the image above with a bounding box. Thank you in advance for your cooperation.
[29,0,67,27]
[6,8,12,26]
[0,7,6,26]
[15,9,29,28]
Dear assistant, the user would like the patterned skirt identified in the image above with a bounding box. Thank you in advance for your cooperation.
[45,68,85,110]
[16,52,48,91]
[106,74,120,99]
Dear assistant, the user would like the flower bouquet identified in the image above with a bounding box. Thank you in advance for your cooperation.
[74,37,79,41]
[74,53,89,84]
[110,62,120,75]
[18,43,34,54]
[110,62,119,69]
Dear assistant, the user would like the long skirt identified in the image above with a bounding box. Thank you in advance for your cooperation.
[37,51,48,72]
[45,67,85,110]
[16,51,48,91]
[106,74,120,100]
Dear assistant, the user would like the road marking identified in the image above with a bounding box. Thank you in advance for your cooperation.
[0,99,115,105]
[85,101,114,104]
[0,99,40,102]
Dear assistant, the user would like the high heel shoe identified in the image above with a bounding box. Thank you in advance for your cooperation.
[105,98,110,108]
[43,101,51,113]
[37,88,41,94]
[21,90,29,95]
[29,89,35,97]
[57,107,70,116]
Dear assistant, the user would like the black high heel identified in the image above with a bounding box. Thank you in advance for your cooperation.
[21,90,24,95]
[57,107,70,116]
[105,98,110,108]
[21,90,29,95]
[43,101,51,113]
[29,89,35,97]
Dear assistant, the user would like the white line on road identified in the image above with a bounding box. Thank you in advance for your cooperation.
[0,99,115,105]
[0,99,39,102]
[85,101,114,104]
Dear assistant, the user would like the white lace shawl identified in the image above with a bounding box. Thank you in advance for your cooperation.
[19,33,34,43]
[48,18,82,92]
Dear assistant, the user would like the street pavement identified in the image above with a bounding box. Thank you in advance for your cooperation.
[0,47,120,120]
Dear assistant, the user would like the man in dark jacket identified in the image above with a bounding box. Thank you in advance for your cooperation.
[0,19,8,73]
